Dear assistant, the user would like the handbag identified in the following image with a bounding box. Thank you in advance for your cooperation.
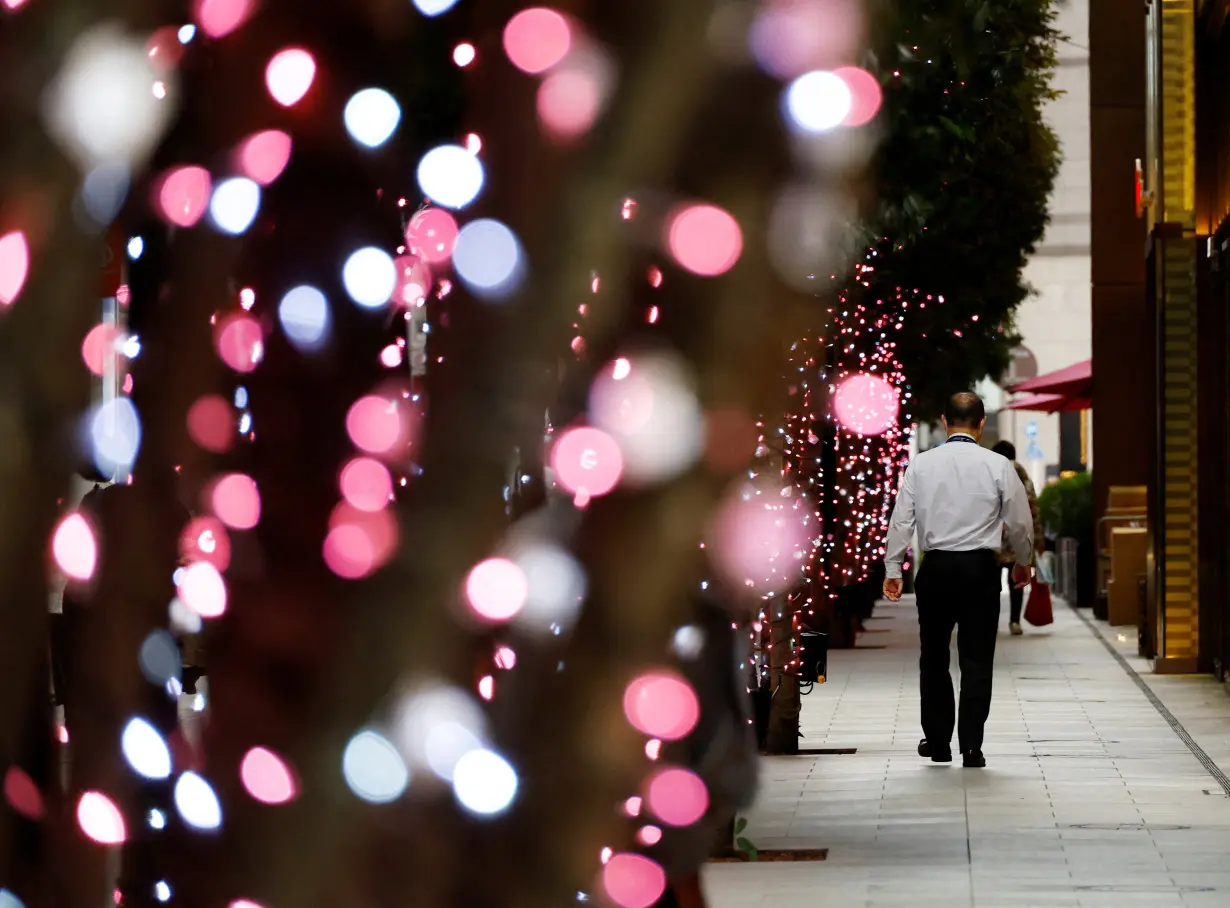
[1023,579,1054,627]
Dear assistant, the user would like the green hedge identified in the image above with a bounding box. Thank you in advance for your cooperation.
[1038,472,1093,547]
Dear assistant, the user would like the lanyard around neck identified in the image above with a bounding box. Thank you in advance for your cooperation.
[946,434,976,444]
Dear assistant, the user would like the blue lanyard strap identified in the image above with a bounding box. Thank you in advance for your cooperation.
[946,434,976,444]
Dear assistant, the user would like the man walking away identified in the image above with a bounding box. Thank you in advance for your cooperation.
[881,393,1034,768]
[990,440,1044,636]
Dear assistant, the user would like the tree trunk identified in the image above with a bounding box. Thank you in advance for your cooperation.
[765,595,800,755]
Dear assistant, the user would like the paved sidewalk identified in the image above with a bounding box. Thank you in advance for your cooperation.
[704,597,1230,908]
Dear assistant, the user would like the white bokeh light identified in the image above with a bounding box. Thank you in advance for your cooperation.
[452,219,524,300]
[588,354,704,485]
[511,542,587,635]
[416,145,484,210]
[412,0,461,16]
[174,772,222,830]
[127,236,144,259]
[209,177,261,235]
[89,397,141,477]
[342,729,409,804]
[784,70,853,133]
[452,748,518,816]
[43,23,176,173]
[343,247,397,309]
[393,682,488,778]
[344,88,402,149]
[278,285,331,352]
[121,717,172,780]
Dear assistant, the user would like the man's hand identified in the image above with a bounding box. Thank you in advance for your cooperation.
[883,578,903,602]
[1012,563,1034,589]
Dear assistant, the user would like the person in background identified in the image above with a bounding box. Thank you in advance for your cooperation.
[882,392,1034,769]
[990,441,1044,636]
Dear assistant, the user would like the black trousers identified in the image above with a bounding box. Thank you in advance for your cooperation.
[1002,563,1025,624]
[916,550,1001,753]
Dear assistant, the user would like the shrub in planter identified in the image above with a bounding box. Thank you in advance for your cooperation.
[1038,472,1095,605]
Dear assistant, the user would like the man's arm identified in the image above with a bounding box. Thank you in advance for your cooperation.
[883,464,916,580]
[1001,462,1034,567]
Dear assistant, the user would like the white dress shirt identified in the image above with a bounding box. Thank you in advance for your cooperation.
[884,434,1034,579]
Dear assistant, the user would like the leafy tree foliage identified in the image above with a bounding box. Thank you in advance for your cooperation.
[858,0,1061,419]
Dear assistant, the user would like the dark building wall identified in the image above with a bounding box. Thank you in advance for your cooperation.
[1196,1,1230,676]
[1089,0,1151,531]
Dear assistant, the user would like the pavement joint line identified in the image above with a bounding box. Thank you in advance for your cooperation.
[1068,601,1230,799]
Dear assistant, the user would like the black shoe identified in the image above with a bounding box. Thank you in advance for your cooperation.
[962,749,986,768]
[918,738,952,763]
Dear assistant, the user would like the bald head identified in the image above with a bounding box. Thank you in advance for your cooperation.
[943,392,986,436]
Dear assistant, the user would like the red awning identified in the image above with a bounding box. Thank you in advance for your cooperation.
[1004,392,1090,414]
[1005,359,1092,397]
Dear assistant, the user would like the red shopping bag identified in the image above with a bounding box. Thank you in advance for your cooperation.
[1023,580,1054,627]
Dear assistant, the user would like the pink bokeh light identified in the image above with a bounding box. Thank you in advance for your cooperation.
[710,491,811,590]
[53,513,97,582]
[179,516,232,572]
[195,0,253,38]
[464,557,528,623]
[157,166,211,228]
[265,48,316,107]
[405,208,459,265]
[494,645,517,670]
[637,825,662,846]
[665,204,743,277]
[346,395,403,456]
[178,561,228,618]
[393,254,432,308]
[237,130,292,186]
[240,747,297,805]
[601,853,667,908]
[380,344,403,368]
[622,671,700,741]
[550,426,623,498]
[187,394,234,453]
[211,473,262,530]
[329,503,397,565]
[835,66,882,127]
[81,323,121,377]
[749,0,863,79]
[215,314,264,374]
[339,457,393,512]
[645,766,709,827]
[77,791,127,845]
[503,7,572,74]
[537,69,602,139]
[146,27,184,74]
[323,524,375,579]
[833,373,900,436]
[5,766,44,820]
[0,231,28,306]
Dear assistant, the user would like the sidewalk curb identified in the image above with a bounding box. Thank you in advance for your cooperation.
[1068,601,1230,799]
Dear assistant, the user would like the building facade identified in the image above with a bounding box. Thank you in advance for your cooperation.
[996,0,1092,485]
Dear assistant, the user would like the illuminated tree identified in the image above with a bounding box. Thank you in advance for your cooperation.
[0,0,877,903]
[760,0,1059,751]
